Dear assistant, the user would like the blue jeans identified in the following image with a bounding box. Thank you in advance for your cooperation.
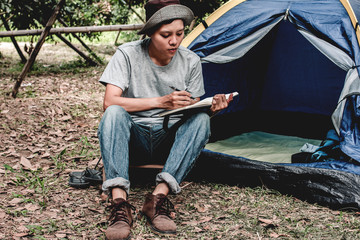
[98,105,211,195]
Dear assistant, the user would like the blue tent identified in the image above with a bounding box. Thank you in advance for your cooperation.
[184,0,360,209]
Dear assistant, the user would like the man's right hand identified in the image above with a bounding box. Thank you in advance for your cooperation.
[161,90,198,110]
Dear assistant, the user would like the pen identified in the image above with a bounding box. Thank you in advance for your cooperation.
[169,86,196,100]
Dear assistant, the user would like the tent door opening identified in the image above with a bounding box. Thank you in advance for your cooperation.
[203,20,347,163]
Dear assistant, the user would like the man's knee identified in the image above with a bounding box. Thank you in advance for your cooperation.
[103,105,128,120]
[193,112,210,127]
[99,105,131,134]
[188,112,211,137]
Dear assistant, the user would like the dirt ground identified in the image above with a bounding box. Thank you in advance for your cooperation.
[1,41,360,240]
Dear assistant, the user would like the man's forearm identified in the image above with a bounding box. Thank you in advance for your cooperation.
[103,96,161,112]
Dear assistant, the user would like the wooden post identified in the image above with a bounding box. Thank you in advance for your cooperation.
[0,15,27,63]
[114,30,122,45]
[55,33,98,66]
[11,0,66,98]
[58,18,103,65]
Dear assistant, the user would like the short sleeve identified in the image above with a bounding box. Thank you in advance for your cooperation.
[186,56,205,98]
[99,49,130,91]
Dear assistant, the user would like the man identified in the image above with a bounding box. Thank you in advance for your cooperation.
[98,0,233,239]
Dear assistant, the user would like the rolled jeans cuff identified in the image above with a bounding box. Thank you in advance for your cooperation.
[102,177,130,195]
[156,172,181,194]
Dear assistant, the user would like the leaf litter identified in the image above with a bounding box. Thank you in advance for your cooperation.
[1,42,360,239]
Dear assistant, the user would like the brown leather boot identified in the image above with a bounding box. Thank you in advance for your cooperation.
[141,193,176,235]
[105,198,135,240]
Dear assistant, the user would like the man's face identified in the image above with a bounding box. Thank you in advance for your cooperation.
[149,19,185,62]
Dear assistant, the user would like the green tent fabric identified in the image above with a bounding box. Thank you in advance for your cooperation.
[205,131,321,163]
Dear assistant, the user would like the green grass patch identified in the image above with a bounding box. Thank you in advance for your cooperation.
[8,167,51,207]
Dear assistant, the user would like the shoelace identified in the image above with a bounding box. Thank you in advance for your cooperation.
[155,196,174,218]
[106,201,136,225]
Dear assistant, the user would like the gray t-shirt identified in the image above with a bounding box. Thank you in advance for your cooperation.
[99,38,205,125]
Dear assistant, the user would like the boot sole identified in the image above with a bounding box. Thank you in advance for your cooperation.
[139,211,177,236]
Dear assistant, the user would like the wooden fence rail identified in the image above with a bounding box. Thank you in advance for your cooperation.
[0,24,144,37]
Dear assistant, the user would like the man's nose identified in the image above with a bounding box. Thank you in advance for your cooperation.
[169,35,177,45]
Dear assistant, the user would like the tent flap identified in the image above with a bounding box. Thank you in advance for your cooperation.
[339,95,360,161]
[201,16,283,63]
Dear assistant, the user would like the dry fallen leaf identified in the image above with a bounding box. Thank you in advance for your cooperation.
[194,203,208,213]
[9,198,24,205]
[55,233,67,238]
[13,233,29,238]
[258,217,273,225]
[40,152,51,158]
[182,216,213,226]
[181,220,199,226]
[16,225,29,234]
[24,203,40,212]
[59,115,72,121]
[20,156,37,171]
[0,209,6,219]
[1,146,16,156]
[270,232,280,238]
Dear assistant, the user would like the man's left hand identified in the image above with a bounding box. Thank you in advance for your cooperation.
[210,93,233,114]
